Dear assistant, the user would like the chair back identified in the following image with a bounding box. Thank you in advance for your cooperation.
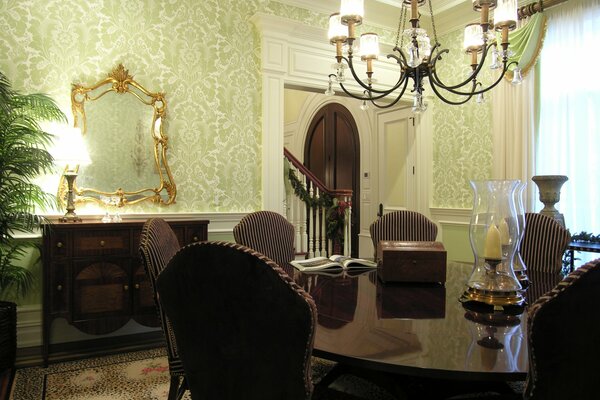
[525,258,600,400]
[234,211,295,271]
[520,213,571,274]
[138,218,184,376]
[156,241,317,400]
[369,210,438,259]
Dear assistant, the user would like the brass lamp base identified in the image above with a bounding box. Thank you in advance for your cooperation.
[59,212,82,223]
[60,172,83,223]
[460,286,525,308]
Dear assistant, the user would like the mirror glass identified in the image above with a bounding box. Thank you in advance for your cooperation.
[60,64,176,208]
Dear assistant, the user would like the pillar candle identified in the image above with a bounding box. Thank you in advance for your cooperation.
[484,225,502,260]
[498,219,510,245]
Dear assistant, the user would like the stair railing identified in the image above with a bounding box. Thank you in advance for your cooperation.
[284,148,352,258]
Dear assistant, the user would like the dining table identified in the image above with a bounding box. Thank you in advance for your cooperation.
[291,261,561,398]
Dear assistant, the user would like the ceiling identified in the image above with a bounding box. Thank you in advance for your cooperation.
[277,0,526,37]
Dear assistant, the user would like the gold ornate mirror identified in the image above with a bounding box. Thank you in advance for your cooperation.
[60,64,176,208]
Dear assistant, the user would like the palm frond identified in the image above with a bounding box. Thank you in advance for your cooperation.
[0,71,65,300]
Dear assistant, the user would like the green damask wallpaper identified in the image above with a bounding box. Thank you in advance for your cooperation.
[431,29,494,209]
[1,0,489,214]
[0,0,329,214]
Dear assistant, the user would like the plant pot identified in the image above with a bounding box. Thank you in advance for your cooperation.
[0,301,17,373]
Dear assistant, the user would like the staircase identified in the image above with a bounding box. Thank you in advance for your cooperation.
[284,148,352,258]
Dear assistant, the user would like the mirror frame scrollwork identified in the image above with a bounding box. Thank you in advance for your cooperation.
[59,64,176,208]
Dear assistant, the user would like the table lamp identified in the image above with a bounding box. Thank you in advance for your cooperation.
[52,127,91,222]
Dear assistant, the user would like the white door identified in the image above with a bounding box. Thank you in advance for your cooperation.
[377,106,416,214]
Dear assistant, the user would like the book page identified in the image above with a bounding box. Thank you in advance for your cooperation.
[329,255,377,269]
[290,257,343,272]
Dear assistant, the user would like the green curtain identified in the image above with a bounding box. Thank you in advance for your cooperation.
[499,13,547,79]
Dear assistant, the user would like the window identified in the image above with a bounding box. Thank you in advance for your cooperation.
[536,0,600,238]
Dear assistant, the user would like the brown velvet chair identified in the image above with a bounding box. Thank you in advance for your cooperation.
[369,210,438,260]
[156,241,317,400]
[138,218,187,400]
[233,211,296,275]
[524,257,600,400]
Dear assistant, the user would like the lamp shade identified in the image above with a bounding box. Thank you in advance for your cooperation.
[340,0,364,23]
[464,23,484,52]
[51,126,91,167]
[328,13,347,43]
[359,33,379,60]
[494,0,517,28]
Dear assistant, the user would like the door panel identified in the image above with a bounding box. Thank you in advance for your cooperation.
[305,103,360,257]
[378,108,415,213]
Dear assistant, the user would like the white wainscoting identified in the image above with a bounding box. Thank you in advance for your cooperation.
[430,207,474,263]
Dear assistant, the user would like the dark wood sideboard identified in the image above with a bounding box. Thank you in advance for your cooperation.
[41,218,209,365]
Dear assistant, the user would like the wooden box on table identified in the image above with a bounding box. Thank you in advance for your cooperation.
[377,241,447,284]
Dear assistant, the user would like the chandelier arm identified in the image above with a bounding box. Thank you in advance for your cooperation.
[344,55,379,93]
[368,78,411,109]
[342,54,409,96]
[428,78,476,105]
[429,43,494,91]
[433,61,517,97]
[337,79,408,102]
[337,82,372,101]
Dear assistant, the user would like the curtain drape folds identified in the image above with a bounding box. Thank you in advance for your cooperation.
[504,13,547,80]
[536,0,600,234]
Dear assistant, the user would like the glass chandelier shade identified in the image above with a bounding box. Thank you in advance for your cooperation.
[328,13,347,44]
[359,33,379,60]
[325,0,520,110]
[494,0,518,30]
[464,24,484,52]
[340,0,364,26]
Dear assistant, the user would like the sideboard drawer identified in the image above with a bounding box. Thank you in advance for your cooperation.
[73,230,131,256]
[48,232,70,258]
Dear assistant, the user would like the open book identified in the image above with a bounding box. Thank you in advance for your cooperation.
[290,255,377,272]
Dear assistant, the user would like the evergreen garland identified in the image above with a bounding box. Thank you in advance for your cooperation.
[571,231,600,244]
[287,168,333,209]
[287,168,349,245]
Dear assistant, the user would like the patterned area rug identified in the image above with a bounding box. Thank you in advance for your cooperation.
[9,348,398,400]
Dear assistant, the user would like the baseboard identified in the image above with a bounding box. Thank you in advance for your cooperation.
[15,331,165,368]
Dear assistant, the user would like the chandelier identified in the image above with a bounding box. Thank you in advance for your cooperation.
[325,0,523,112]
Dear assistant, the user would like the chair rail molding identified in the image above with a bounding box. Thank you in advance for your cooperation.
[250,12,430,215]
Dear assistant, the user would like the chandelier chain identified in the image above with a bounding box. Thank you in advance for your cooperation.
[395,4,407,49]
[427,0,439,46]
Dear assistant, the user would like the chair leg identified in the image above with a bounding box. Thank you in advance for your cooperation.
[167,375,181,400]
[175,377,188,400]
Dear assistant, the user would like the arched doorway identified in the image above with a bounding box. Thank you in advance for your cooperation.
[304,103,360,257]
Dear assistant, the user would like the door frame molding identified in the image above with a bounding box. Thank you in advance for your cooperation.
[251,12,433,223]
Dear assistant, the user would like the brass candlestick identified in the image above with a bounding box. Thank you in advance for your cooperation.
[59,171,82,223]
[461,258,525,308]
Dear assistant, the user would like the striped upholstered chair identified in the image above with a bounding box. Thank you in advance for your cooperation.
[369,210,438,260]
[139,218,187,400]
[519,213,571,275]
[233,211,295,275]
[525,258,600,400]
[156,241,318,400]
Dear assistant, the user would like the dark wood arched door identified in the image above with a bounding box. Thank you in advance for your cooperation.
[304,103,360,257]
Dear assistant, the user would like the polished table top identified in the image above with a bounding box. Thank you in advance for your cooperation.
[293,262,560,382]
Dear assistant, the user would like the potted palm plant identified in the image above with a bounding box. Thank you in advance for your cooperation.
[0,71,66,375]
